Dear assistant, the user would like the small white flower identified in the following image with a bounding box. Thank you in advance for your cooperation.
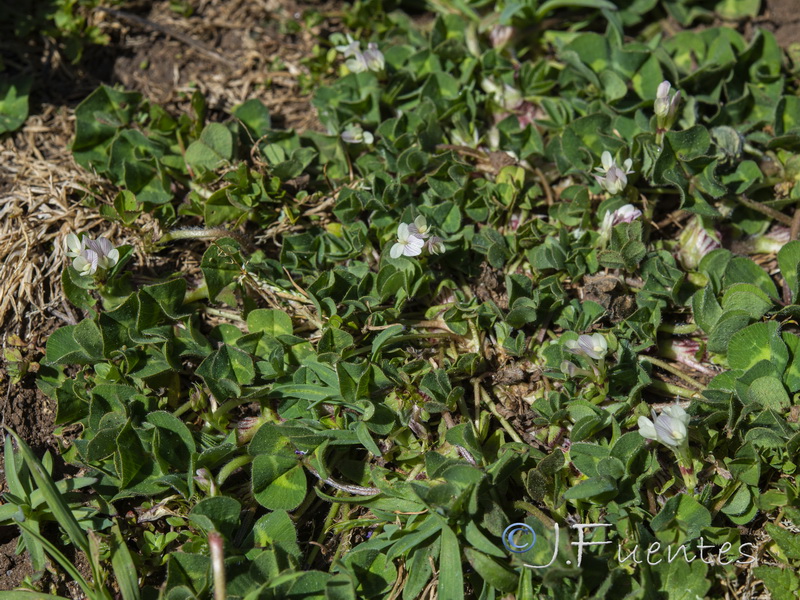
[600,204,642,236]
[341,124,373,144]
[67,234,120,275]
[613,204,641,224]
[362,43,385,72]
[655,81,681,130]
[390,223,424,259]
[489,25,514,49]
[65,233,87,258]
[73,249,99,276]
[638,404,690,447]
[594,152,634,195]
[407,215,430,238]
[345,52,370,73]
[565,333,608,360]
[85,237,120,270]
[335,34,360,58]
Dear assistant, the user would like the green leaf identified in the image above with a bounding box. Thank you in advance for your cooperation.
[651,493,711,537]
[252,455,307,510]
[464,548,518,593]
[247,309,293,337]
[61,266,96,311]
[0,75,31,133]
[445,423,484,462]
[707,310,751,354]
[746,377,791,411]
[72,85,142,169]
[200,238,243,302]
[438,525,464,600]
[356,421,382,456]
[185,123,234,172]
[778,241,800,302]
[764,522,800,560]
[727,322,789,371]
[190,496,242,539]
[536,0,616,19]
[115,421,149,487]
[146,411,197,453]
[196,345,255,400]
[370,324,406,359]
[111,520,141,600]
[562,477,615,500]
[44,326,90,365]
[753,566,800,600]
[233,98,272,138]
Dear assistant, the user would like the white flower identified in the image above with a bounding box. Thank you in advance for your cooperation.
[67,234,120,276]
[408,215,430,238]
[335,34,360,58]
[346,52,370,73]
[65,233,87,258]
[600,204,642,236]
[565,333,608,360]
[489,25,514,49]
[337,36,384,73]
[481,77,523,111]
[73,249,99,276]
[362,43,385,72]
[390,223,424,259]
[638,404,690,447]
[85,237,120,270]
[613,204,642,224]
[655,80,681,123]
[594,151,634,195]
[341,124,373,144]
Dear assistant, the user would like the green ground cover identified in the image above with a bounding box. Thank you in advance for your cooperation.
[3,0,800,598]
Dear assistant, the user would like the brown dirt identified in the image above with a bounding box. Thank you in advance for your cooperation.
[104,0,332,130]
[0,537,34,592]
[749,0,800,49]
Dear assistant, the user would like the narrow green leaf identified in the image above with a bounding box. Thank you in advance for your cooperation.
[111,520,141,600]
[5,429,89,555]
[438,526,463,600]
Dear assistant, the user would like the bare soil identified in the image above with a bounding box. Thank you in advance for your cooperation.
[757,0,800,49]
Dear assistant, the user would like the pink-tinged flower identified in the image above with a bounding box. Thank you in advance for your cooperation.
[489,25,515,49]
[600,204,642,236]
[66,233,120,276]
[408,215,430,238]
[85,237,120,270]
[65,233,87,258]
[425,235,445,255]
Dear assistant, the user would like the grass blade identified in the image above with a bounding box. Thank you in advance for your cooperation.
[4,428,90,555]
[110,520,141,600]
